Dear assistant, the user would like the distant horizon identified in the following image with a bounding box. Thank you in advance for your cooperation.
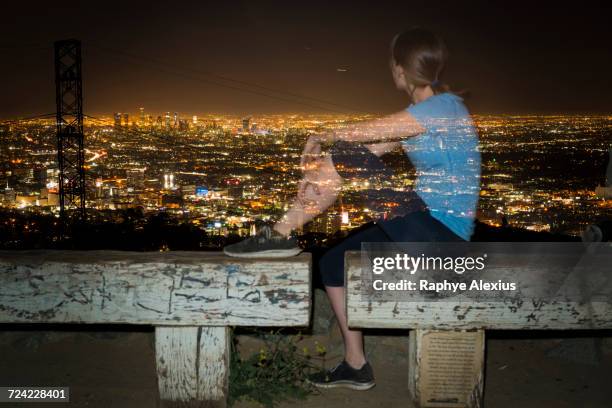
[4,111,612,122]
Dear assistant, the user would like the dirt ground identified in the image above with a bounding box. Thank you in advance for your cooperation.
[0,327,611,408]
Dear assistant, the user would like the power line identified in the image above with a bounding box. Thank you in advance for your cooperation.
[86,41,365,113]
[85,42,365,115]
[0,113,56,124]
[86,45,347,114]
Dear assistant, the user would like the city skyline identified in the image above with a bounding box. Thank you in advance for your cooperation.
[2,113,610,243]
[1,1,612,117]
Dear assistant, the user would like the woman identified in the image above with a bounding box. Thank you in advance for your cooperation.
[224,27,481,390]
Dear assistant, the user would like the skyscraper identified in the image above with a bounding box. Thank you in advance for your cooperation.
[114,113,122,128]
[225,178,243,200]
[163,173,176,190]
[126,168,146,192]
[178,119,189,131]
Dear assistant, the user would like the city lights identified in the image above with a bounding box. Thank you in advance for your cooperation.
[0,113,610,239]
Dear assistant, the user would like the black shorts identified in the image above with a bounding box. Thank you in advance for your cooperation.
[318,141,465,287]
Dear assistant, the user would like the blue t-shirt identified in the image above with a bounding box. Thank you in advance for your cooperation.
[402,92,481,240]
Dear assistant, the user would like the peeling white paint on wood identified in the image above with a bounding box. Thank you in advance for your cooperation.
[0,250,312,408]
[0,251,312,327]
[156,326,229,408]
[156,326,200,403]
[197,327,229,403]
[346,249,610,408]
[345,252,612,330]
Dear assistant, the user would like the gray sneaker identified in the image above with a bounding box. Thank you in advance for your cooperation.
[223,225,302,258]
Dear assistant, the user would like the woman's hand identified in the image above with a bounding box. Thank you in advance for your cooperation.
[296,132,338,204]
[297,134,330,203]
[300,136,321,169]
[300,132,334,169]
[296,175,321,205]
[297,142,324,204]
[300,135,322,169]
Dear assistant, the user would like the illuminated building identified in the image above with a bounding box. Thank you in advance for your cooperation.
[127,168,146,192]
[195,186,209,197]
[307,210,341,235]
[341,211,349,225]
[33,168,46,186]
[95,178,103,198]
[161,192,182,208]
[47,192,59,206]
[163,173,176,190]
[178,119,189,131]
[225,178,243,200]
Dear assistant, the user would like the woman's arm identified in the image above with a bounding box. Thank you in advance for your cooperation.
[331,110,424,144]
[274,112,413,236]
[300,111,421,162]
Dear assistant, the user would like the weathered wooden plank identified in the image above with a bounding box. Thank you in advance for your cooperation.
[408,329,485,408]
[345,252,612,330]
[0,251,311,326]
[197,327,229,404]
[156,326,200,405]
[155,326,229,408]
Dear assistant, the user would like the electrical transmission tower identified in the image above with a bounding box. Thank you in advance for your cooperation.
[54,39,85,221]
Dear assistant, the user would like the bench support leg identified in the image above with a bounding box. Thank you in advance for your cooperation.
[408,329,485,408]
[155,326,230,408]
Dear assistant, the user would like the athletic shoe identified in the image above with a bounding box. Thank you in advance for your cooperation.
[223,225,302,258]
[307,360,375,390]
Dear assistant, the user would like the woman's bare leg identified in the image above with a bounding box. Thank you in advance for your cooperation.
[327,286,366,368]
[274,142,399,371]
[272,151,367,368]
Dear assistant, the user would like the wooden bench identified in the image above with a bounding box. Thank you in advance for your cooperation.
[345,250,612,408]
[0,250,312,408]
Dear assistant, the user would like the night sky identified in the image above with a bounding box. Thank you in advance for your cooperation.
[1,1,611,117]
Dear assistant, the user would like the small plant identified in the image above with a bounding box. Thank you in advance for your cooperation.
[228,329,327,408]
